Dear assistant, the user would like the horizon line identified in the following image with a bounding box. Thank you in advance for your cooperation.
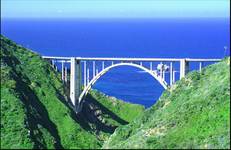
[1,16,230,20]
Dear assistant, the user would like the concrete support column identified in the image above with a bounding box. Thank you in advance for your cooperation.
[102,61,105,70]
[170,62,173,85]
[70,58,82,110]
[140,62,143,66]
[96,68,98,75]
[55,66,58,72]
[159,70,163,81]
[51,60,55,68]
[61,61,64,81]
[199,62,203,72]
[162,70,165,81]
[173,70,176,83]
[64,67,68,83]
[180,59,189,79]
[93,61,95,78]
[150,62,153,71]
[87,68,90,85]
[159,62,163,80]
[84,61,87,88]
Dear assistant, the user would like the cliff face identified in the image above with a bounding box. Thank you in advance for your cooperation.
[0,35,144,149]
[103,58,230,149]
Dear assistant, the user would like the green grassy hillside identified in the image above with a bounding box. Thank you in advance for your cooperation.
[0,35,144,149]
[103,58,230,149]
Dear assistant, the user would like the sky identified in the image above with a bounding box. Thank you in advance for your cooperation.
[1,0,230,18]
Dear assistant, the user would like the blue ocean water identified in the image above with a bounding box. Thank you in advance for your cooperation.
[1,18,230,107]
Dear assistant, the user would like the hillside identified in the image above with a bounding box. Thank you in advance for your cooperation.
[103,58,230,149]
[0,35,144,149]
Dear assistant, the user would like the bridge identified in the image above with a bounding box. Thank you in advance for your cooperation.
[42,56,221,113]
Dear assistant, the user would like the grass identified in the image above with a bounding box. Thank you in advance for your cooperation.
[0,35,144,149]
[103,57,230,149]
[3,34,228,149]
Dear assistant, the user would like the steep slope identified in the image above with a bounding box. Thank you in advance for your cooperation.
[103,58,230,149]
[0,35,144,149]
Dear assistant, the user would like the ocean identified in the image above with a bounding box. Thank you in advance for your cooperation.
[1,18,230,107]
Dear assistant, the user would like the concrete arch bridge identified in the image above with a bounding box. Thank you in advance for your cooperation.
[42,56,220,113]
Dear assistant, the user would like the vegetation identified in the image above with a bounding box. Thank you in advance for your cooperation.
[1,35,229,149]
[0,35,144,149]
[103,58,230,149]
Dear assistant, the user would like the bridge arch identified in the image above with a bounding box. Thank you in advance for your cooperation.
[78,62,168,104]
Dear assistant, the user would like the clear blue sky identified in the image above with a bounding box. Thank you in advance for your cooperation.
[2,0,230,18]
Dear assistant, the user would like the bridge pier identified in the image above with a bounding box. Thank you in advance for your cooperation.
[70,58,82,112]
[180,59,189,79]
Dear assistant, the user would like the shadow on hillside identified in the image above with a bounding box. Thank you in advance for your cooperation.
[54,86,129,135]
[53,88,93,132]
[51,66,129,135]
[80,94,129,134]
[2,50,64,149]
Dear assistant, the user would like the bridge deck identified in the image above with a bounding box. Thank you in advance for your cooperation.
[42,56,221,62]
